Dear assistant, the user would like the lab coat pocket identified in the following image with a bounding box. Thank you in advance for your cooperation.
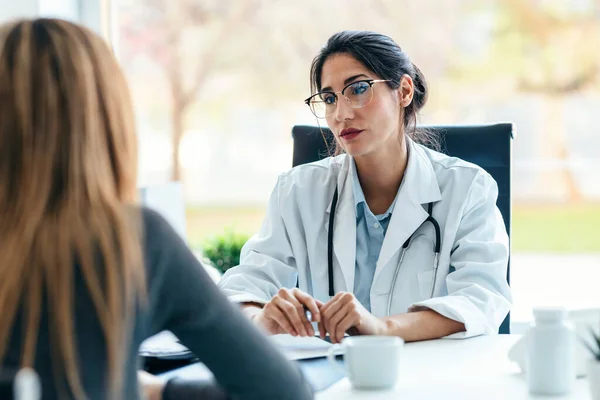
[417,269,435,300]
[401,233,436,301]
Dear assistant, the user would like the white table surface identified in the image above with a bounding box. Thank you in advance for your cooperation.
[317,335,591,400]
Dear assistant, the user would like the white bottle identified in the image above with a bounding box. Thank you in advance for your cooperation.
[526,307,576,395]
[14,368,41,400]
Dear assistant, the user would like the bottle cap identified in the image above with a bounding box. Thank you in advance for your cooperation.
[14,368,41,400]
[533,306,567,322]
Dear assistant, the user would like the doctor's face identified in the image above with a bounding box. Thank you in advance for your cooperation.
[319,53,405,158]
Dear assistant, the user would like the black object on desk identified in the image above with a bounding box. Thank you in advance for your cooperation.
[143,355,198,375]
[140,331,198,374]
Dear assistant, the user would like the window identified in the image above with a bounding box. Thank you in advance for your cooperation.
[113,0,600,330]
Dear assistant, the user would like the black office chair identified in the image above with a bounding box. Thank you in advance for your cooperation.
[291,123,514,334]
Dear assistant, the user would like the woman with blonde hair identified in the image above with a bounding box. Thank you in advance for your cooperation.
[0,18,313,400]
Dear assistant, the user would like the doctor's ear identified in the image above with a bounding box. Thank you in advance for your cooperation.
[397,75,414,108]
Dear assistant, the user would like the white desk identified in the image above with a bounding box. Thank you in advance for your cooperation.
[317,335,590,400]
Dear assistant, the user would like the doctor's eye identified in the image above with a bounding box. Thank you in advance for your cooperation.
[321,93,337,105]
[348,81,369,96]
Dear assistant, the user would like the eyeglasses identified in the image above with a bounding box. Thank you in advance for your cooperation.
[304,79,390,119]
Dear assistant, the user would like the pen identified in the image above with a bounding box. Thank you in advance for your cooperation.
[303,305,312,322]
[303,305,359,336]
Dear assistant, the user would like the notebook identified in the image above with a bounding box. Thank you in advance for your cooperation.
[269,334,344,360]
[140,331,343,361]
[139,331,193,360]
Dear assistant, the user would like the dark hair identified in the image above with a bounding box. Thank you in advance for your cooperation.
[309,30,439,151]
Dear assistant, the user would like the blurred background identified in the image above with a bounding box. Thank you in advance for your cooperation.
[114,0,600,248]
[2,0,599,330]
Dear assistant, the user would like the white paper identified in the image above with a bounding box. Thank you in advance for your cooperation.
[269,334,343,360]
[139,331,192,359]
[140,331,343,361]
[158,362,214,381]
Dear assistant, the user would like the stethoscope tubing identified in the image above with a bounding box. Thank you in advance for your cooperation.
[327,186,441,315]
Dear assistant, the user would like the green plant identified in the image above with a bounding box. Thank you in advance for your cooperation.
[201,228,250,274]
[581,326,600,362]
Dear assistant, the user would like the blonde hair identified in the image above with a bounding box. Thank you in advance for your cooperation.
[0,18,145,398]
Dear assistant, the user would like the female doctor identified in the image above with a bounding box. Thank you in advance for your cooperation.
[218,30,512,344]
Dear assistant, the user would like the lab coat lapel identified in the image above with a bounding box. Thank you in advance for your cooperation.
[373,139,442,283]
[325,155,356,293]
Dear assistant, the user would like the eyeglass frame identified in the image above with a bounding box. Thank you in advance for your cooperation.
[304,79,391,119]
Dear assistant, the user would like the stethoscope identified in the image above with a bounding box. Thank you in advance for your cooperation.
[327,186,442,316]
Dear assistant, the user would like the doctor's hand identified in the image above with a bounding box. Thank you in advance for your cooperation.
[319,292,386,344]
[253,288,323,337]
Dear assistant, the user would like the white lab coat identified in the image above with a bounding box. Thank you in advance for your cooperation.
[219,138,512,338]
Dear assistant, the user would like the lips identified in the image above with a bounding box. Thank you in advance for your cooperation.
[340,128,364,139]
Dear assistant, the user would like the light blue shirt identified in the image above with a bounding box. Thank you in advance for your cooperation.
[351,158,400,312]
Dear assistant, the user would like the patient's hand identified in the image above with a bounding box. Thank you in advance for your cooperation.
[138,371,166,400]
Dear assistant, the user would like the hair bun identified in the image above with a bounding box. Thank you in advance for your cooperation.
[411,62,428,110]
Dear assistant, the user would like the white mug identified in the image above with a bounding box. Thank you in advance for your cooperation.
[327,336,403,390]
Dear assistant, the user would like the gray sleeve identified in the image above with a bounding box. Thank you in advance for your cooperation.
[143,208,313,400]
[163,378,228,400]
